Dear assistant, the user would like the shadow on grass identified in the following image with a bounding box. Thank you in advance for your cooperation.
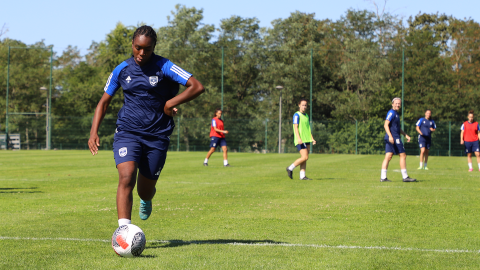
[147,239,285,249]
[0,187,42,194]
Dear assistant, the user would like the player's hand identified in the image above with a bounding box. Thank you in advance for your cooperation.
[405,135,411,143]
[461,140,464,145]
[164,105,176,117]
[430,128,435,131]
[312,139,317,145]
[298,139,303,145]
[388,136,394,144]
[172,108,178,116]
[88,134,100,156]
[224,130,229,134]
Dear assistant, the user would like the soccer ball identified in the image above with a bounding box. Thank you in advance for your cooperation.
[111,224,146,257]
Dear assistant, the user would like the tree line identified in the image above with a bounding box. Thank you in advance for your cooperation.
[1,5,479,150]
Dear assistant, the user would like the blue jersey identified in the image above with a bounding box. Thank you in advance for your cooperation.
[384,109,401,139]
[104,54,192,136]
[416,118,436,138]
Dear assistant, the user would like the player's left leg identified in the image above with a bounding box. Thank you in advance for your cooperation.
[287,144,309,179]
[418,147,425,170]
[299,145,311,180]
[220,138,229,167]
[400,152,416,182]
[221,145,230,167]
[137,136,168,220]
[137,173,157,220]
[475,151,480,171]
[423,149,430,170]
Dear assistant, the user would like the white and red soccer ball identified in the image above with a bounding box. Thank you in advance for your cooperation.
[111,224,146,257]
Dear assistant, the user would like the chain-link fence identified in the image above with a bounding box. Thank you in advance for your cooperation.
[0,114,467,156]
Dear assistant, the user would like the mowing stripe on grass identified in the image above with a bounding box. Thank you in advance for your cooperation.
[1,236,479,253]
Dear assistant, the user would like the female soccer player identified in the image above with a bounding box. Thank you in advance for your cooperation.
[416,109,436,170]
[286,99,316,180]
[88,26,204,227]
[460,110,480,171]
[380,97,416,182]
[203,109,230,167]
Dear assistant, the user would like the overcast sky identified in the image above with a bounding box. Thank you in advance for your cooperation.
[1,0,478,55]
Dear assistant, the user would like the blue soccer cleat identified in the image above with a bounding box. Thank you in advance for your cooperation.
[139,199,152,220]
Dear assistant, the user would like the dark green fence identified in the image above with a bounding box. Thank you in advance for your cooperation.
[0,114,467,156]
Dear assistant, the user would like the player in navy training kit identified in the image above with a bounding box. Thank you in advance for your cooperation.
[380,98,416,182]
[416,109,436,170]
[88,26,204,227]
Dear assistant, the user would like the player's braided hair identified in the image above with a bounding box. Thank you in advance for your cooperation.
[132,25,157,48]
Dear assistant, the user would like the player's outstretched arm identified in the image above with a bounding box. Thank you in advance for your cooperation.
[88,93,113,156]
[164,77,204,116]
[460,130,464,144]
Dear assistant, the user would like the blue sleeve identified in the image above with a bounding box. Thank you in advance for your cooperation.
[385,110,395,121]
[160,59,192,86]
[293,113,300,124]
[416,118,423,127]
[461,124,464,131]
[432,121,436,129]
[104,61,128,96]
[211,119,216,127]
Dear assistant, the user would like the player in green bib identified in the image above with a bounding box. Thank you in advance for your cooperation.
[286,99,316,180]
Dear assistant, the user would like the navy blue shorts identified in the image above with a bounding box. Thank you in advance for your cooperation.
[210,137,227,148]
[296,142,310,151]
[418,136,431,150]
[113,130,170,180]
[385,138,405,154]
[464,141,480,154]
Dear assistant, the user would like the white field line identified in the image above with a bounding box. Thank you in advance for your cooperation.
[1,236,479,253]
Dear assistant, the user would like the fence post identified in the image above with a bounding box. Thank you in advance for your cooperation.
[5,46,10,150]
[265,118,268,153]
[355,120,358,155]
[177,117,180,152]
[48,46,53,150]
[401,48,405,143]
[221,47,224,117]
[449,121,451,157]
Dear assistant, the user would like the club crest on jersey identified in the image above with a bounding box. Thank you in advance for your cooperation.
[149,76,158,86]
[126,76,131,83]
[119,147,127,157]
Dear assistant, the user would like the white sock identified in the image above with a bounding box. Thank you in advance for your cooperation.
[118,219,131,226]
[419,162,423,167]
[224,160,228,166]
[401,169,408,179]
[204,158,208,164]
[288,164,296,171]
[424,162,427,168]
[300,170,306,179]
[478,163,480,169]
[381,169,387,179]
[469,163,473,169]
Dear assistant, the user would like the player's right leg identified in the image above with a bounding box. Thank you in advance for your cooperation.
[113,131,143,226]
[381,152,393,182]
[204,137,218,166]
[116,161,138,225]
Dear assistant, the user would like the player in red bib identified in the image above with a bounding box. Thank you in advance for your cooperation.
[460,110,480,171]
[204,109,230,167]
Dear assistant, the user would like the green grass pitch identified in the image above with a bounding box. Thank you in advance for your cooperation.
[0,150,479,269]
